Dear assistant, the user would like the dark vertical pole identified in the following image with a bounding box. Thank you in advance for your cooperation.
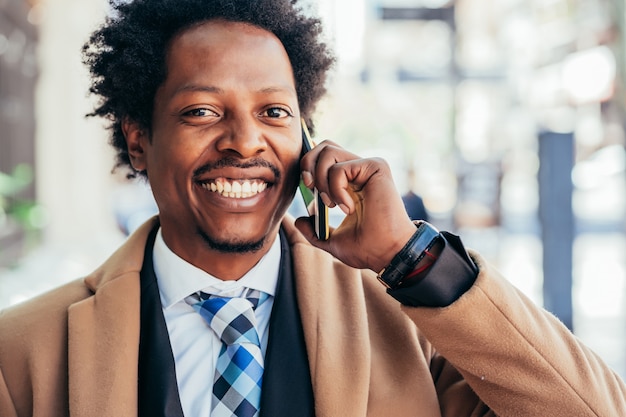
[538,130,574,330]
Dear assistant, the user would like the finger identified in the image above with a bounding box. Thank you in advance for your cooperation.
[301,170,314,189]
[301,141,349,208]
[294,216,334,251]
[299,139,341,176]
[326,157,388,214]
[309,142,360,206]
[300,140,335,187]
[294,215,315,240]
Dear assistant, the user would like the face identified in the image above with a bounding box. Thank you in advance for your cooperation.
[124,20,301,270]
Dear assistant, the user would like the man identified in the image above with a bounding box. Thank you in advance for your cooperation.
[1,0,625,416]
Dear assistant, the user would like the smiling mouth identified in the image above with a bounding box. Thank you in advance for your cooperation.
[200,177,269,199]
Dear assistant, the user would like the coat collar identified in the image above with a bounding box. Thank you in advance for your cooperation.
[84,216,160,293]
[67,215,372,417]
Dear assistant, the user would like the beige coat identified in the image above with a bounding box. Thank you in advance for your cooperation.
[0,216,624,417]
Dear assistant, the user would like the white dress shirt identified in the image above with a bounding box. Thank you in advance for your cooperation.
[153,228,281,417]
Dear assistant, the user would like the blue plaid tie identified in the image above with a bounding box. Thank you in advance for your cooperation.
[194,289,269,417]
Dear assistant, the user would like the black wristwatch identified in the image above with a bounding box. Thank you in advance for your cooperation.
[376,221,440,289]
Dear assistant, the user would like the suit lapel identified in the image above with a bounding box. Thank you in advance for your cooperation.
[260,228,315,417]
[137,225,185,417]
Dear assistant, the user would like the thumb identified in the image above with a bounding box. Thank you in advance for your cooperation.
[294,216,332,252]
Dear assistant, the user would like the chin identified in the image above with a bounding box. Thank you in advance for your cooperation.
[197,227,268,254]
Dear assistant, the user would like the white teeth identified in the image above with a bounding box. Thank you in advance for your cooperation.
[202,178,268,199]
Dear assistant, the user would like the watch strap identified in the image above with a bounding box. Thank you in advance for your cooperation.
[377,221,440,289]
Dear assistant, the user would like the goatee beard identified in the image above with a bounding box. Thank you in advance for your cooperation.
[197,228,265,254]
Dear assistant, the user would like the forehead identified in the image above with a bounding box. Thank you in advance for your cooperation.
[162,20,296,93]
[172,19,284,53]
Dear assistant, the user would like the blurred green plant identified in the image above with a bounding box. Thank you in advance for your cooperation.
[0,164,44,232]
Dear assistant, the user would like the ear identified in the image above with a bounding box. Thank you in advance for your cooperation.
[122,118,149,172]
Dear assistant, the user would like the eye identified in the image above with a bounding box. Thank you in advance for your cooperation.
[183,108,219,118]
[261,107,293,119]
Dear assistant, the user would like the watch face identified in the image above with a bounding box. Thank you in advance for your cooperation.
[377,222,439,289]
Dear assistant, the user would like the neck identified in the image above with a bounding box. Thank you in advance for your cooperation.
[203,241,276,281]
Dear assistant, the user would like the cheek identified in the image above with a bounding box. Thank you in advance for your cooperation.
[280,145,301,178]
[282,156,302,197]
[150,136,199,171]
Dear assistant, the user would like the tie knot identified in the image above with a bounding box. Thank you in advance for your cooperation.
[195,291,267,346]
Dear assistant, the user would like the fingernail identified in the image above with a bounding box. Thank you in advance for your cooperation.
[320,192,332,207]
[301,171,314,187]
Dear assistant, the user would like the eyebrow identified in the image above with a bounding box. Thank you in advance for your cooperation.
[174,84,223,95]
[173,84,296,96]
[258,86,297,95]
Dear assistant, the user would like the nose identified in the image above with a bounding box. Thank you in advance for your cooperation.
[215,116,268,158]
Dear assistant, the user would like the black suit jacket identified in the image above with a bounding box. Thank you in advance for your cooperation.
[137,226,315,417]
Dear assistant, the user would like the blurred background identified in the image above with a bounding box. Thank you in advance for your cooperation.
[1,0,625,377]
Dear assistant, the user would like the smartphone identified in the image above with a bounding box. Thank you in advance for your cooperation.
[299,118,330,240]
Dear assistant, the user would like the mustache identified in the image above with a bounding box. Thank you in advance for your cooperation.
[192,157,281,180]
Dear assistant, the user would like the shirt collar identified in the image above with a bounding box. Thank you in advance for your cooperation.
[153,228,281,309]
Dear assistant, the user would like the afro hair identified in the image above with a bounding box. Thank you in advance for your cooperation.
[83,0,335,177]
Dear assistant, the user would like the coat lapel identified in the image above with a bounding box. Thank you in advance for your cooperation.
[137,225,184,417]
[67,218,159,417]
[260,228,315,417]
[282,221,372,417]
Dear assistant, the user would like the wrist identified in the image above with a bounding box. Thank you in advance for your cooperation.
[376,221,440,290]
[398,237,443,287]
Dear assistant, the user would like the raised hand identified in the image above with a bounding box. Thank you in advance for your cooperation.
[294,140,417,273]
